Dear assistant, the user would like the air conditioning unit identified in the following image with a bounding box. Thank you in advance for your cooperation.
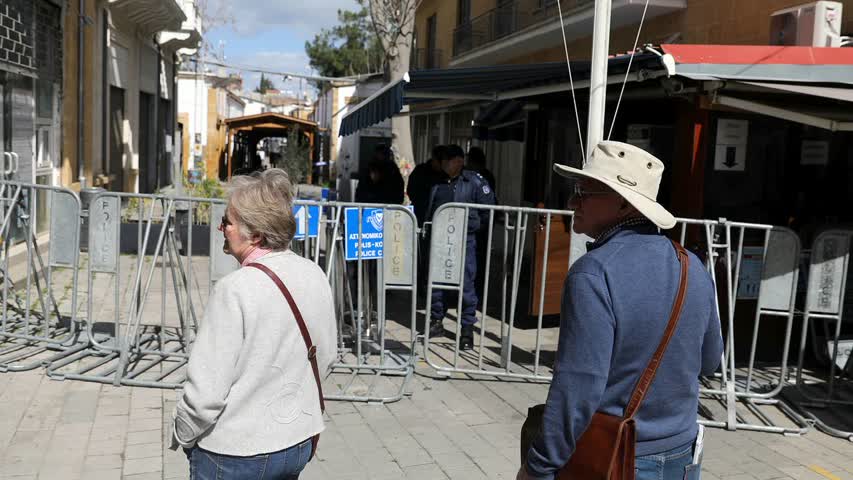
[770,1,843,47]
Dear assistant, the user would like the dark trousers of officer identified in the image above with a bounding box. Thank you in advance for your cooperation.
[430,235,478,327]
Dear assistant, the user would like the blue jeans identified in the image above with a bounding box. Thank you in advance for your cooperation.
[187,438,313,480]
[635,441,701,480]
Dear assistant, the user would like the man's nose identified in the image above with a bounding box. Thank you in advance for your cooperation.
[568,195,580,210]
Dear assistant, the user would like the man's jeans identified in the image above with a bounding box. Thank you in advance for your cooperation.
[635,440,701,480]
[186,438,313,480]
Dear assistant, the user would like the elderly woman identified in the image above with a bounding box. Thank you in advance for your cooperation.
[171,169,337,480]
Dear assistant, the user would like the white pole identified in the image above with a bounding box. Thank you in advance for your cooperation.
[569,0,612,268]
[585,0,612,160]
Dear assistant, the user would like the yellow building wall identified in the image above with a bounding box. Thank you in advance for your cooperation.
[417,0,853,67]
[178,112,190,177]
[61,0,99,190]
[206,89,228,179]
[414,0,460,66]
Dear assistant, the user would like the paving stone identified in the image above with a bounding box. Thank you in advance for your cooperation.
[83,454,124,471]
[122,457,162,476]
[124,442,162,460]
[404,463,449,480]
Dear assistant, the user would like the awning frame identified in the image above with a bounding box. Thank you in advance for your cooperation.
[715,95,853,132]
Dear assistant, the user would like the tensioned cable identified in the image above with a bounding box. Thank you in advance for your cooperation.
[607,0,650,141]
[556,0,586,164]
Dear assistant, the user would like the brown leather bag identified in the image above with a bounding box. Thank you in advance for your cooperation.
[248,262,325,460]
[521,240,690,480]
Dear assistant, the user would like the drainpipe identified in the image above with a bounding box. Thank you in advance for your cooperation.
[155,42,162,192]
[77,0,87,188]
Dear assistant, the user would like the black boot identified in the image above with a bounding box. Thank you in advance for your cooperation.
[428,319,445,338]
[459,326,474,351]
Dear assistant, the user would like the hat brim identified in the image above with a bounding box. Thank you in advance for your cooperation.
[553,163,677,230]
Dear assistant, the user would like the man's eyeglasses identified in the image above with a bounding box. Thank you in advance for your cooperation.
[572,184,614,200]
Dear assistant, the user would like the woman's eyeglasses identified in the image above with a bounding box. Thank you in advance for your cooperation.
[219,215,232,231]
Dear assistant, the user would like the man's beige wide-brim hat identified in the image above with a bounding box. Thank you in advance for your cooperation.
[553,141,676,229]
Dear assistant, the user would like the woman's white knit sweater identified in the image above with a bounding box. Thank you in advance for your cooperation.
[172,250,337,456]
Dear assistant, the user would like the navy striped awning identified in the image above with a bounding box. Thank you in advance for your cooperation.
[339,53,667,136]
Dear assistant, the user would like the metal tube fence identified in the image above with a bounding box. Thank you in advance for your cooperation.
[0,178,846,434]
[46,192,234,388]
[0,181,85,373]
[789,229,853,440]
[422,202,572,382]
[290,200,419,404]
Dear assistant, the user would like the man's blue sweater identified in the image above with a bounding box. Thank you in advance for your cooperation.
[526,224,723,479]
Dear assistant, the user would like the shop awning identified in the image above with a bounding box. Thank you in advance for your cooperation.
[339,52,671,136]
[341,45,853,136]
[661,44,853,85]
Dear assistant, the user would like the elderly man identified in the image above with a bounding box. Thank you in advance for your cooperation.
[520,141,723,480]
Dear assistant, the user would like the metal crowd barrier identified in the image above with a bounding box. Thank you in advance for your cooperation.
[418,204,810,435]
[792,229,853,440]
[422,202,571,382]
[686,220,809,435]
[0,181,86,372]
[0,178,846,431]
[289,200,419,404]
[46,192,232,388]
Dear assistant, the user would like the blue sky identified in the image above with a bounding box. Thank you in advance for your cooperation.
[202,0,362,99]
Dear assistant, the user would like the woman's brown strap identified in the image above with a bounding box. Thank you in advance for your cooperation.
[247,262,326,414]
[623,240,690,420]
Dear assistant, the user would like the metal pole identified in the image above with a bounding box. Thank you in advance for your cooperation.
[585,0,612,157]
[77,0,88,187]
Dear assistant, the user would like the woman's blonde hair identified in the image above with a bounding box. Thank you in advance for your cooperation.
[227,169,296,250]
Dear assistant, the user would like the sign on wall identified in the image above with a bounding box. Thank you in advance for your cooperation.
[714,119,748,172]
[801,140,830,166]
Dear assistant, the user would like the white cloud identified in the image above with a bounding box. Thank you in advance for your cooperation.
[207,0,361,36]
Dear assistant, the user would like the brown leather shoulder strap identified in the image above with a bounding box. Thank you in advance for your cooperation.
[247,262,326,413]
[623,240,689,420]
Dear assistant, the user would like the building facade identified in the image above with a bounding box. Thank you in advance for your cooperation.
[177,71,245,182]
[315,75,391,200]
[63,0,201,193]
[402,0,853,323]
[0,0,63,233]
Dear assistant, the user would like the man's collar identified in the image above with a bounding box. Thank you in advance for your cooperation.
[587,217,656,251]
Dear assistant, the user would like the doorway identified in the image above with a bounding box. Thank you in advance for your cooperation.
[109,86,126,192]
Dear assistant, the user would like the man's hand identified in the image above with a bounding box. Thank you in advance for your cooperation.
[516,465,533,480]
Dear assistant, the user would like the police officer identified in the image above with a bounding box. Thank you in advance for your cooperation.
[425,144,496,350]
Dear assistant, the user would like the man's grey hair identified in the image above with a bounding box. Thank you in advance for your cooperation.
[227,169,296,250]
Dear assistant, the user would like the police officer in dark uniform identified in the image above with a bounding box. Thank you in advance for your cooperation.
[425,144,496,350]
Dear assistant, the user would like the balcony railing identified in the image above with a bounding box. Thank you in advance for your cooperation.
[411,48,445,70]
[453,0,595,57]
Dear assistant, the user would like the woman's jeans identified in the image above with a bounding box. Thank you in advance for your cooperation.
[635,440,701,480]
[186,438,313,480]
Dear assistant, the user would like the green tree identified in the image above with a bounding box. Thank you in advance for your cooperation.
[278,128,311,184]
[304,3,384,79]
[255,73,275,94]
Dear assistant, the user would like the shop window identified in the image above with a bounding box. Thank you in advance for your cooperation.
[36,127,52,169]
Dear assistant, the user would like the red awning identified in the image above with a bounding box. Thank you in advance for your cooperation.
[660,44,853,85]
[661,44,853,65]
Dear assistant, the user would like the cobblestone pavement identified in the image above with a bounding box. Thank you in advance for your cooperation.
[1,363,852,480]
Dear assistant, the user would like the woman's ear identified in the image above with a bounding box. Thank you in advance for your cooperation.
[251,232,264,246]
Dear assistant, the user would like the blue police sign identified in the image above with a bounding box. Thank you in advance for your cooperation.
[292,205,320,239]
[345,208,384,260]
